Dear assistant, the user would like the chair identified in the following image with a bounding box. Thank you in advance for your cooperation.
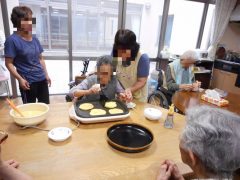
[148,69,173,109]
[65,60,90,102]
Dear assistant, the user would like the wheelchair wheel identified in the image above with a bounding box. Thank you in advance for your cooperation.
[148,91,169,109]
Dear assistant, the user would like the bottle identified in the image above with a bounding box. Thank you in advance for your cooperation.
[164,104,174,129]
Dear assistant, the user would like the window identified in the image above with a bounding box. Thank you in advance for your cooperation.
[125,0,165,57]
[72,0,119,57]
[19,0,69,53]
[5,0,215,95]
[165,0,204,55]
[72,0,120,87]
[38,8,48,49]
[50,7,68,49]
[201,4,215,50]
[45,60,69,94]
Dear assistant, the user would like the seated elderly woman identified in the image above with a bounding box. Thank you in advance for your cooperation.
[166,50,201,92]
[69,55,129,101]
[157,106,240,180]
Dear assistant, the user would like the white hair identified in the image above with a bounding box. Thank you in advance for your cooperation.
[180,50,198,61]
[181,106,240,178]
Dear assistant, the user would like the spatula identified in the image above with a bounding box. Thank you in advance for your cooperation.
[6,98,24,117]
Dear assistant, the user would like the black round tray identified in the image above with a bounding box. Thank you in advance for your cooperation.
[107,123,154,153]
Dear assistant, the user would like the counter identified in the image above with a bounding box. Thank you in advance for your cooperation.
[212,59,240,95]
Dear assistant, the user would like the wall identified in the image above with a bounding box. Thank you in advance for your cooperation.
[219,1,240,53]
[220,23,240,53]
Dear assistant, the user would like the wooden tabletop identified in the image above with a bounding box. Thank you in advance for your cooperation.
[172,91,240,115]
[0,102,191,179]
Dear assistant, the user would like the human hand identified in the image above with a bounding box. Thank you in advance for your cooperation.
[46,75,51,87]
[0,147,19,169]
[118,93,126,102]
[192,81,201,91]
[163,160,184,180]
[19,78,30,90]
[124,89,133,102]
[179,84,193,91]
[89,84,101,94]
[156,163,173,180]
[4,159,20,169]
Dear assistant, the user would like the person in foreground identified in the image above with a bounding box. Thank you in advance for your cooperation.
[0,155,31,180]
[69,55,131,101]
[157,106,240,180]
[166,50,201,93]
[0,137,31,180]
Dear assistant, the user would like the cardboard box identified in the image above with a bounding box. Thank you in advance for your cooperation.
[201,94,229,107]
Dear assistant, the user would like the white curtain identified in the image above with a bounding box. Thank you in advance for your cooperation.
[208,0,237,60]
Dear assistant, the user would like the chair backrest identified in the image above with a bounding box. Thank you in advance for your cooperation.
[157,70,167,90]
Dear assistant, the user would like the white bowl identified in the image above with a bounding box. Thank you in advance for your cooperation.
[144,108,162,121]
[10,103,49,126]
[48,127,72,142]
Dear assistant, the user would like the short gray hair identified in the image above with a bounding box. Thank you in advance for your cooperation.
[96,55,113,67]
[180,50,198,61]
[181,106,240,178]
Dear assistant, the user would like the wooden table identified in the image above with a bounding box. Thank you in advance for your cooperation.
[0,102,191,179]
[172,91,240,115]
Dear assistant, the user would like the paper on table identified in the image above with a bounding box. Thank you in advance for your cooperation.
[205,89,221,100]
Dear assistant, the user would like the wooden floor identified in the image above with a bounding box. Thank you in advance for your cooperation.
[0,95,66,111]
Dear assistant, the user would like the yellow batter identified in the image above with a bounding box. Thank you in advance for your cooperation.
[109,108,124,115]
[15,110,43,117]
[105,101,117,109]
[90,109,106,116]
[79,103,94,110]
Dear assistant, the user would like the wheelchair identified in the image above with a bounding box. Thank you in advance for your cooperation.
[148,70,173,109]
[65,60,90,102]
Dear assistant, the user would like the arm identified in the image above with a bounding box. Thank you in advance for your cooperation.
[69,79,100,99]
[116,80,133,102]
[72,89,93,98]
[128,54,149,93]
[0,162,32,180]
[123,77,147,103]
[166,66,192,91]
[166,65,179,92]
[128,77,147,93]
[39,54,51,86]
[0,146,32,180]
[5,57,30,90]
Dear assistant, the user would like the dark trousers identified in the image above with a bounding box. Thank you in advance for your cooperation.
[20,79,50,104]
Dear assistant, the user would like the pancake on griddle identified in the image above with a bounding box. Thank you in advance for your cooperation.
[90,109,106,116]
[79,103,94,110]
[109,108,124,115]
[105,101,117,109]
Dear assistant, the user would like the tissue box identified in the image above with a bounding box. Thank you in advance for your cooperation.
[201,94,229,107]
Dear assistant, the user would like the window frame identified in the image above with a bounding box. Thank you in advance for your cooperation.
[1,0,215,96]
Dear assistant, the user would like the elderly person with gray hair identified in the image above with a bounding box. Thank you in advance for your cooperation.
[166,50,201,92]
[157,106,240,180]
[69,55,130,101]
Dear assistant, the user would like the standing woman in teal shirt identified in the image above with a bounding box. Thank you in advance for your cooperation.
[4,6,51,104]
